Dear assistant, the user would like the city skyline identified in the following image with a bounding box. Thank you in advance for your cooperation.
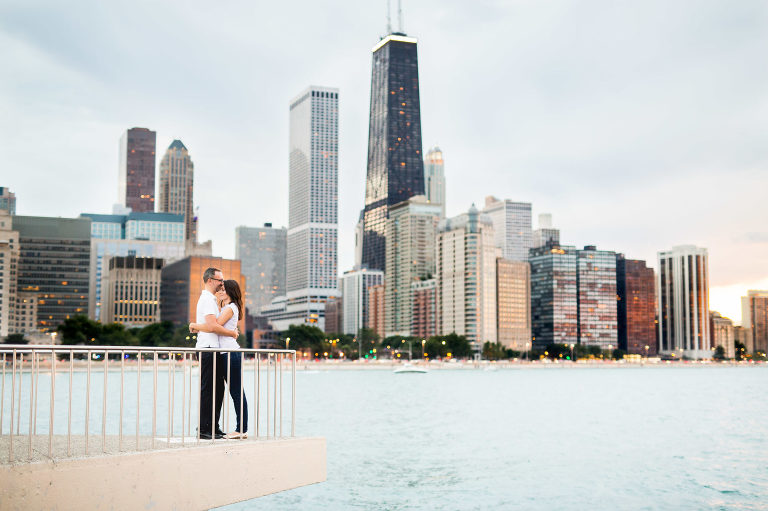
[2,1,767,323]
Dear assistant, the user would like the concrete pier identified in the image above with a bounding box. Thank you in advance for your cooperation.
[0,436,326,510]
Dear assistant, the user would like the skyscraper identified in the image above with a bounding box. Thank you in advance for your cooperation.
[278,86,338,330]
[436,205,498,351]
[496,259,531,351]
[577,246,618,350]
[362,33,425,272]
[657,245,711,359]
[80,212,186,320]
[0,187,16,215]
[101,256,164,327]
[483,196,533,261]
[118,128,156,213]
[530,244,578,348]
[385,195,441,337]
[533,213,560,249]
[741,290,768,355]
[424,147,446,218]
[710,311,735,359]
[0,212,19,338]
[236,224,287,317]
[616,255,656,355]
[340,268,383,336]
[159,140,196,241]
[13,216,91,332]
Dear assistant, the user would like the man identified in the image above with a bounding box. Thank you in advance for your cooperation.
[195,267,238,439]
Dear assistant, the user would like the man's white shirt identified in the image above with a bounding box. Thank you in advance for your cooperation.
[195,289,220,349]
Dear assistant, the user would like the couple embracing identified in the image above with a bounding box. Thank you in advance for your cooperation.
[189,267,248,440]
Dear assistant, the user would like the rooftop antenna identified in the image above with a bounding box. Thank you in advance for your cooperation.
[398,0,403,33]
[386,0,392,34]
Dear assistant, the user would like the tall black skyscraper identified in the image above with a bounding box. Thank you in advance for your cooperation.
[362,33,425,271]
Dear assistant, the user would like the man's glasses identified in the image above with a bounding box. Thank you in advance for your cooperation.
[209,277,224,283]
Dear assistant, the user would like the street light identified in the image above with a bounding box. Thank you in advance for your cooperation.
[285,337,291,350]
[570,343,575,361]
[421,339,426,358]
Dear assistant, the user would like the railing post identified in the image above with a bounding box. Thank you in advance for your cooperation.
[292,351,296,438]
[181,353,186,446]
[102,350,108,453]
[9,350,16,462]
[68,350,73,457]
[16,354,23,438]
[273,353,277,438]
[1,352,5,436]
[152,352,157,449]
[85,351,91,455]
[136,351,141,451]
[49,349,55,459]
[28,351,36,458]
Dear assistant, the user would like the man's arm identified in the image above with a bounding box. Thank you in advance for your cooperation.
[203,314,238,338]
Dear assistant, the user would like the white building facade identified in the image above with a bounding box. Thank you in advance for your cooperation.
[657,245,711,359]
[436,205,498,352]
[483,196,533,261]
[340,268,384,336]
[274,86,339,331]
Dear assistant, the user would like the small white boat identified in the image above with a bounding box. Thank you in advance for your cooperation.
[393,363,428,374]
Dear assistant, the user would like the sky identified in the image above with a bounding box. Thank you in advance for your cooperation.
[1,0,767,324]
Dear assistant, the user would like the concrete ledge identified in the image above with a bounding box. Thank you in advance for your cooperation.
[1,437,326,510]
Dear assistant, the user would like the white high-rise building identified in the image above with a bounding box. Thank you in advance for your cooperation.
[271,86,338,331]
[340,268,384,336]
[436,205,499,352]
[657,245,711,359]
[483,196,532,261]
[533,213,560,249]
[424,147,446,218]
[0,212,19,339]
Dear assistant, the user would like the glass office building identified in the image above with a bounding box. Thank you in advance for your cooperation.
[616,255,656,355]
[529,244,578,348]
[118,127,156,213]
[362,33,425,272]
[576,246,618,349]
[81,212,185,320]
[13,216,91,332]
[235,224,287,317]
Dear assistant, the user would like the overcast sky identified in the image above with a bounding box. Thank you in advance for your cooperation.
[1,0,766,323]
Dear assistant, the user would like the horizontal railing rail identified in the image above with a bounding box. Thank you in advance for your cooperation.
[0,345,296,464]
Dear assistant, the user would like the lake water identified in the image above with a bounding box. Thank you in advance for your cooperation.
[223,365,768,510]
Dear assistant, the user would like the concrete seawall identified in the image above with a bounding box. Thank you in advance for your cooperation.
[1,437,326,510]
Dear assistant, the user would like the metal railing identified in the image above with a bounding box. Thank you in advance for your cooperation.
[0,345,296,463]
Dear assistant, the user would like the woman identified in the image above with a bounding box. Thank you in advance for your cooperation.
[189,279,248,439]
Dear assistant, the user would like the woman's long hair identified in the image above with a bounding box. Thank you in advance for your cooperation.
[223,279,244,321]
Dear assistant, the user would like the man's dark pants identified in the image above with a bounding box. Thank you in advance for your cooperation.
[199,351,226,435]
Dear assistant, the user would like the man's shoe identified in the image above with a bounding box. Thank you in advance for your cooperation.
[199,430,225,440]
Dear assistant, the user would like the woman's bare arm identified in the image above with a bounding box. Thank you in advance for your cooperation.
[189,314,238,338]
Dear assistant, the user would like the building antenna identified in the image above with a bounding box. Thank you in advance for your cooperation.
[398,0,403,33]
[386,0,392,34]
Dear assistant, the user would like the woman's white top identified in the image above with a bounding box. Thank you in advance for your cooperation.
[218,303,240,350]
